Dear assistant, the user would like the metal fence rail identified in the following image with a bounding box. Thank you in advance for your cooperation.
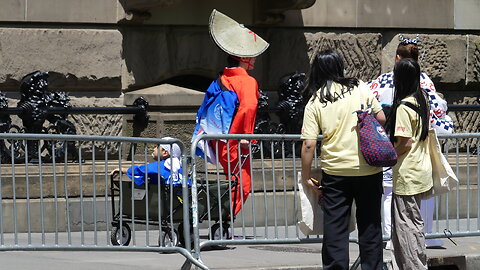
[190,133,480,269]
[1,132,479,270]
[427,133,480,240]
[0,133,207,270]
[189,133,332,267]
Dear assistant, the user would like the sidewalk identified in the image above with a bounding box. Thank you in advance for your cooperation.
[199,236,480,269]
[1,236,479,269]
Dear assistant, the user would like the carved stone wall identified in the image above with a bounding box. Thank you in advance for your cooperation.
[257,31,382,95]
[68,96,124,155]
[450,96,480,148]
[381,34,469,85]
[304,32,382,82]
[416,35,466,84]
[468,35,480,84]
[419,38,451,80]
[266,31,479,136]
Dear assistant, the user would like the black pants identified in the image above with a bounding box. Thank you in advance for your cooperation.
[321,171,383,270]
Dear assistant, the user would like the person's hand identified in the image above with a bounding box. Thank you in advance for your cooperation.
[110,169,120,179]
[306,177,324,204]
[240,139,250,150]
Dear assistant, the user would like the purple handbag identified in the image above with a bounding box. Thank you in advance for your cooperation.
[356,92,397,167]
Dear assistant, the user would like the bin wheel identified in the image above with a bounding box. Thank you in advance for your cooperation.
[178,222,194,249]
[111,223,131,246]
[210,223,231,240]
[159,227,179,247]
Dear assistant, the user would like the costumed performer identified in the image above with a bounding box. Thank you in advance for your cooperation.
[192,9,269,216]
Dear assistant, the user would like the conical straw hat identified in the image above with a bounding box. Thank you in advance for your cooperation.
[209,9,269,57]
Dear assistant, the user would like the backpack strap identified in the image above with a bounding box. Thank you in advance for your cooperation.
[217,77,230,91]
[399,101,421,115]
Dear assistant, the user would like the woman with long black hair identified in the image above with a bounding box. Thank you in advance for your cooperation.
[368,35,453,250]
[301,49,385,270]
[386,58,432,270]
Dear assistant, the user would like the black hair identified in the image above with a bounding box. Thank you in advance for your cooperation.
[302,49,358,103]
[386,58,429,142]
[226,55,240,68]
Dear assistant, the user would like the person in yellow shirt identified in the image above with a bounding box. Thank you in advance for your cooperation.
[301,49,386,270]
[385,58,432,270]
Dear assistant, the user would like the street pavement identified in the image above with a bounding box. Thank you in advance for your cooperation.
[1,234,480,269]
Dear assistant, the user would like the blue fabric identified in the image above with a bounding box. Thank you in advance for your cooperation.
[192,79,238,164]
[125,160,189,186]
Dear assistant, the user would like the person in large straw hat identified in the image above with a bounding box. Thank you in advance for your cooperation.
[210,9,269,64]
[209,9,268,216]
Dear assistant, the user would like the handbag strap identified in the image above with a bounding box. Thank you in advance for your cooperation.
[359,87,372,112]
[359,87,365,111]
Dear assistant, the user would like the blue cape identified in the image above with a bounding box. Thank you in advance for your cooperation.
[192,79,238,164]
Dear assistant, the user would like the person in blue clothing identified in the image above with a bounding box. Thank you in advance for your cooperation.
[110,137,185,186]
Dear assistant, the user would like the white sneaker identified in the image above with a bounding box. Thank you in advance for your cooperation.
[425,238,444,248]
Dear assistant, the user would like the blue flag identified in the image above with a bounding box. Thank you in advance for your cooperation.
[192,79,238,164]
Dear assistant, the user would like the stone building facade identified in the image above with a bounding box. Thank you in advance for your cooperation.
[0,0,479,146]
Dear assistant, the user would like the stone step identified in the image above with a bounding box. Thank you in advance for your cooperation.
[437,185,479,219]
[1,185,477,233]
[206,154,478,191]
[0,161,134,199]
[0,197,111,233]
[234,186,480,228]
[0,153,476,200]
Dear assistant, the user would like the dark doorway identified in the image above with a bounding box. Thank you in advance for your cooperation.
[160,75,213,92]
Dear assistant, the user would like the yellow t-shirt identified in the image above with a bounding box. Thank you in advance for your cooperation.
[301,81,383,177]
[393,96,433,195]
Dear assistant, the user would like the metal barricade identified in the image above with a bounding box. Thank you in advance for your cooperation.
[190,134,324,266]
[2,132,479,269]
[424,133,480,242]
[0,133,207,270]
[190,133,480,270]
